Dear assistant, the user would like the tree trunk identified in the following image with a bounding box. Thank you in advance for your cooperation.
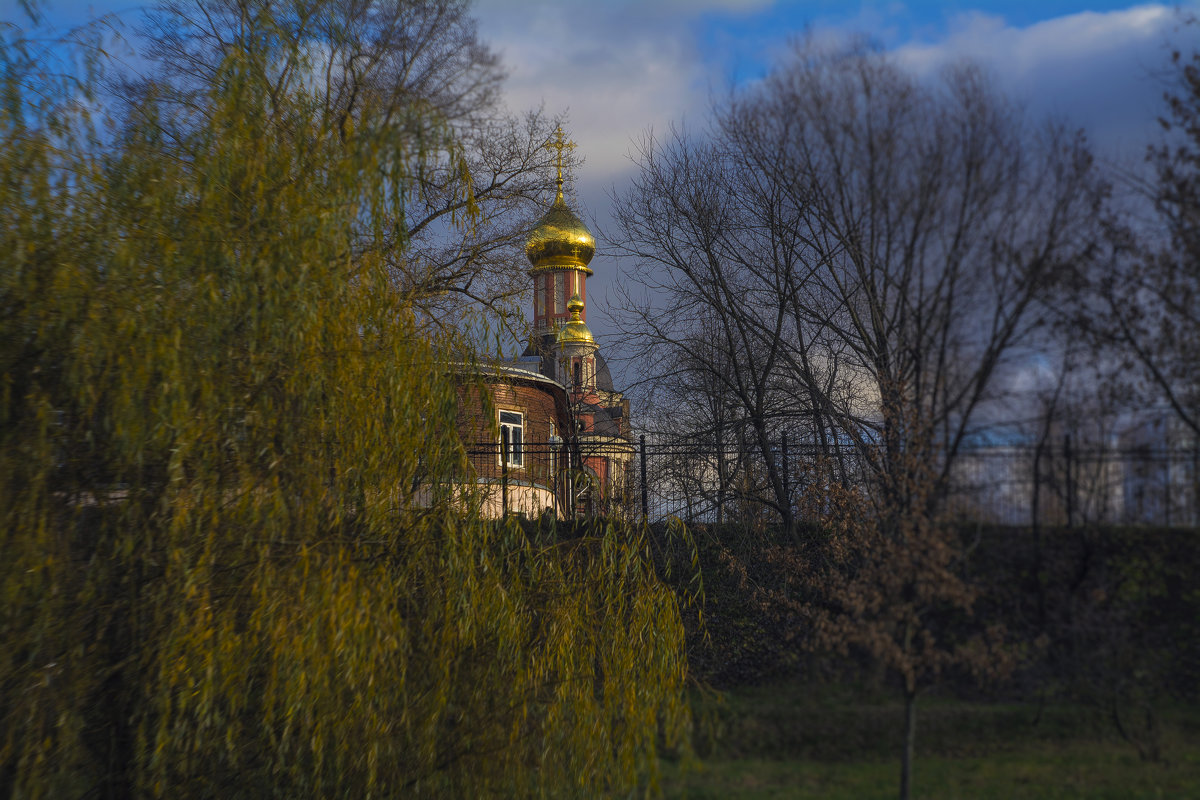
[900,689,917,800]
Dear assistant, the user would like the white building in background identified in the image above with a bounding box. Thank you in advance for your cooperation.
[1118,409,1199,526]
[943,405,1200,527]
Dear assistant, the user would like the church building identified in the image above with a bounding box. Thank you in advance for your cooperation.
[456,131,634,518]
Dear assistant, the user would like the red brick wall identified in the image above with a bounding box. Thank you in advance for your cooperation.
[456,378,570,488]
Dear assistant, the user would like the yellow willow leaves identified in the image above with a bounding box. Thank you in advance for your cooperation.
[1,9,690,798]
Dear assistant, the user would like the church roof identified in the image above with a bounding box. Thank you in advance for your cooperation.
[525,127,594,275]
[595,352,614,392]
[525,193,595,273]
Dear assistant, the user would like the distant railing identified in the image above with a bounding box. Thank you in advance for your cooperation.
[464,434,1200,527]
[941,441,1200,528]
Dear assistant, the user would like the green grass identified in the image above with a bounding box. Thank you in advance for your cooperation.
[660,683,1200,799]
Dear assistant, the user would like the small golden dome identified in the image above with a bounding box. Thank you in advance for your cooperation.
[556,294,595,347]
[525,190,595,273]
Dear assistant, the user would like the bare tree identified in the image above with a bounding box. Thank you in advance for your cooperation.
[637,312,780,523]
[613,40,1104,518]
[612,126,816,529]
[124,0,569,335]
[1099,32,1200,438]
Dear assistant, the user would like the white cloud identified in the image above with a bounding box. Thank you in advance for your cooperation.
[477,2,1191,199]
[474,0,718,187]
[892,5,1183,155]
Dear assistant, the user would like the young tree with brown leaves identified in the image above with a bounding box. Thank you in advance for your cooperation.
[727,452,1018,800]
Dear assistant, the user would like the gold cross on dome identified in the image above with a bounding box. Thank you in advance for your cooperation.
[551,126,576,195]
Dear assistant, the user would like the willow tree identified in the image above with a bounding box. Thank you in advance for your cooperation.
[0,5,689,797]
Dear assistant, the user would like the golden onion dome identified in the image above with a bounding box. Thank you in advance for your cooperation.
[525,186,595,274]
[556,294,596,347]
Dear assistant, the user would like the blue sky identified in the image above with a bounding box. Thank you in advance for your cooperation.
[693,1,1167,82]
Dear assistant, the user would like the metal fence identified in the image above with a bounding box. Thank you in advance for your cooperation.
[465,435,1200,528]
[463,437,638,520]
[942,442,1200,527]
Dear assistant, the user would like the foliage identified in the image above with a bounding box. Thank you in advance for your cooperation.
[0,5,688,797]
[717,465,1019,797]
[692,491,1018,793]
[675,518,1200,768]
[972,524,1200,762]
[787,491,1016,696]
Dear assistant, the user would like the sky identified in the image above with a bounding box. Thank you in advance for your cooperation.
[463,0,1195,353]
[469,1,1190,198]
[11,0,1199,352]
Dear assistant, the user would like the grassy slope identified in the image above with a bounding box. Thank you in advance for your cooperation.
[662,683,1200,799]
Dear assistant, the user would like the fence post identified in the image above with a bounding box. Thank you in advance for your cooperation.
[1193,445,1199,527]
[715,433,724,524]
[1165,450,1172,527]
[640,434,649,521]
[549,434,562,520]
[1064,434,1074,527]
[1031,440,1042,530]
[567,439,576,521]
[501,427,509,519]
[782,431,790,522]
